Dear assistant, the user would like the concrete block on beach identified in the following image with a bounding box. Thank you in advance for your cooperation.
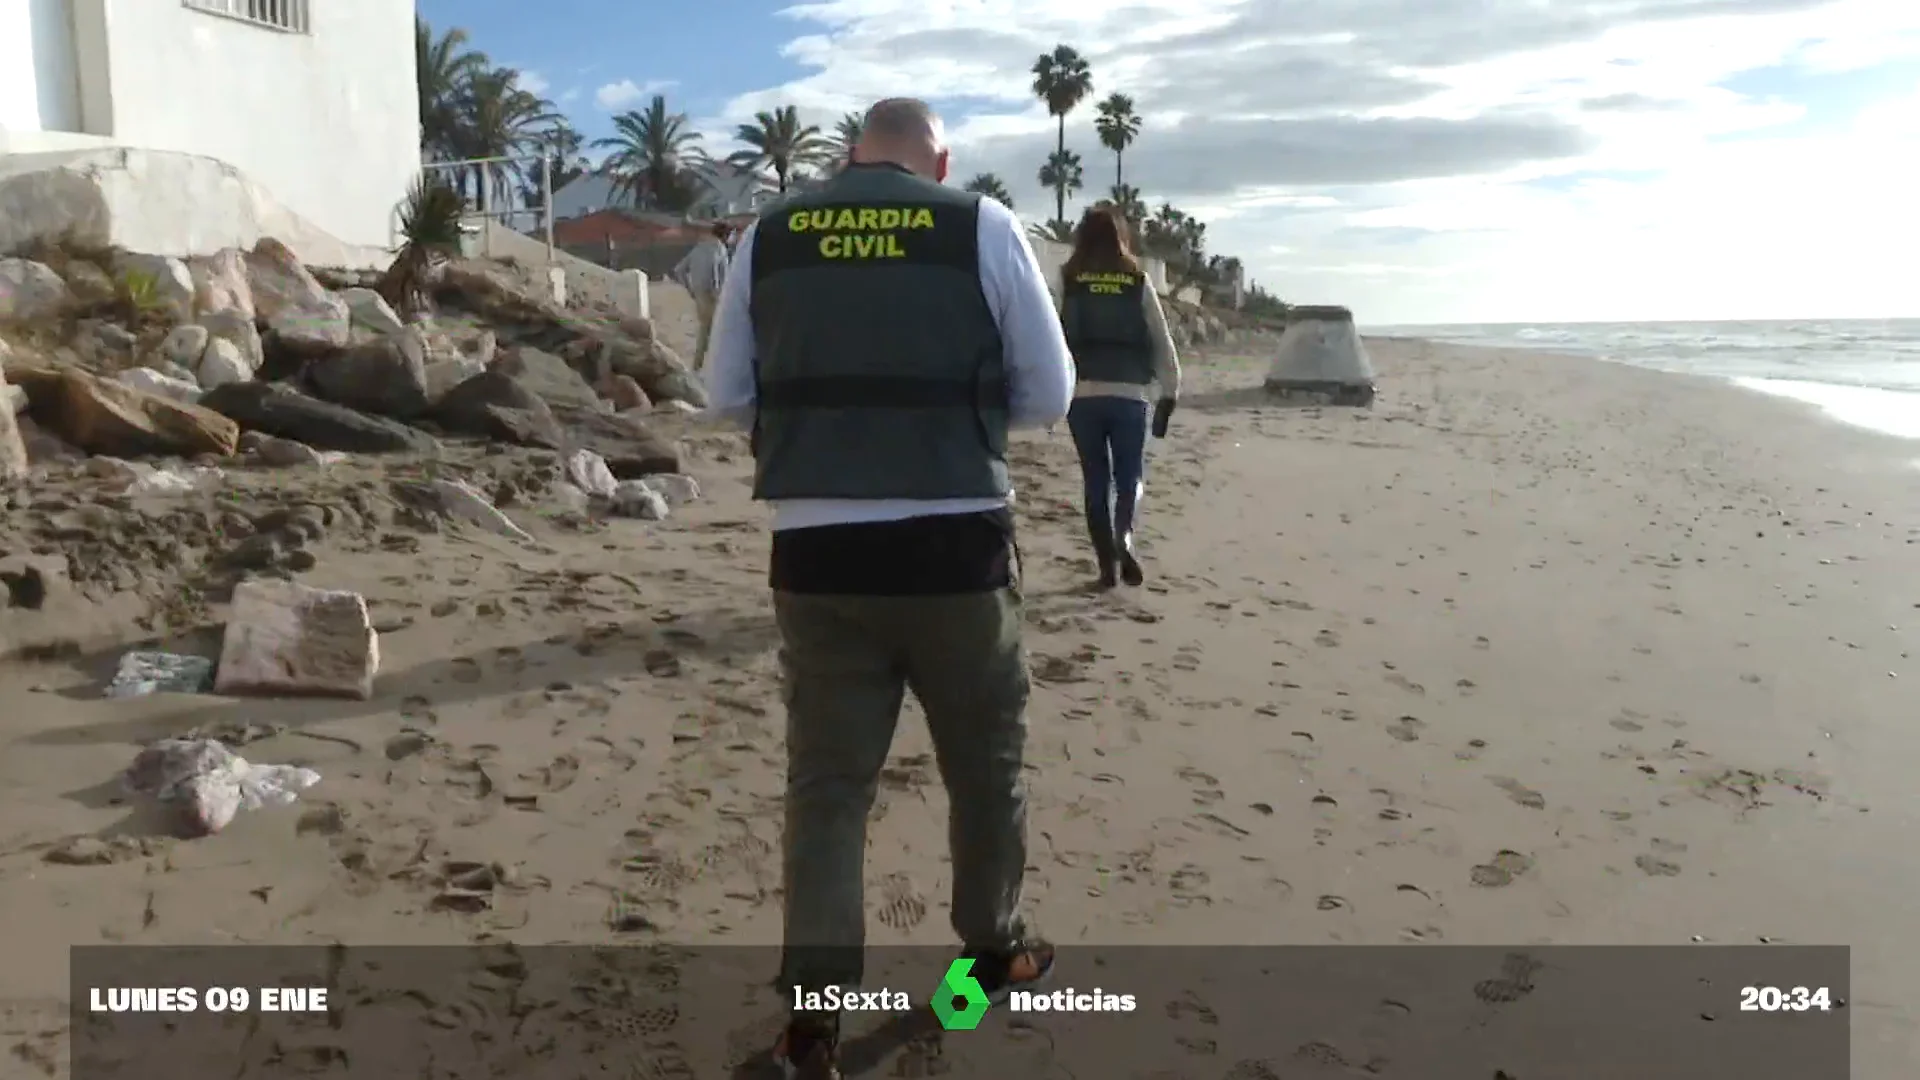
[1265,304,1378,405]
[214,578,380,700]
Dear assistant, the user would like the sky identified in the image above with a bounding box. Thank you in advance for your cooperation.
[414,0,1920,326]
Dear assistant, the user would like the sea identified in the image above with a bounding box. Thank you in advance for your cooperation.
[1368,319,1920,442]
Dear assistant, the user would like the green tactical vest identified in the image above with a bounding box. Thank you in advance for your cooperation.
[1061,269,1154,384]
[747,164,1010,501]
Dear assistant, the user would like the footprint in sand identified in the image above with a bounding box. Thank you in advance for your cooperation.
[1384,673,1427,696]
[873,873,929,931]
[1470,850,1535,887]
[1223,1061,1285,1079]
[1177,766,1224,806]
[1634,853,1682,876]
[1455,738,1488,761]
[530,753,580,793]
[449,657,483,684]
[1488,776,1546,809]
[1164,991,1220,1026]
[1314,629,1341,648]
[1385,716,1426,742]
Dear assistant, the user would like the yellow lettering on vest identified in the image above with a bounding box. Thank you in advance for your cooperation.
[817,233,908,259]
[818,235,841,257]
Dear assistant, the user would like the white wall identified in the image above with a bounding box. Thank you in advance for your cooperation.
[86,0,418,251]
[0,0,85,135]
[1029,237,1171,298]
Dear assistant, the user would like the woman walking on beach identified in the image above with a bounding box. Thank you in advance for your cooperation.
[1057,204,1182,588]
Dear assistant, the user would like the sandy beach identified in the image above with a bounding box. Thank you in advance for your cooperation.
[3,332,1916,1073]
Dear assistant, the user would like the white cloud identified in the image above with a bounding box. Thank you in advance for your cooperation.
[511,68,550,97]
[595,78,678,112]
[706,0,1920,322]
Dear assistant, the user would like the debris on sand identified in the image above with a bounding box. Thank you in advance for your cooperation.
[120,737,321,837]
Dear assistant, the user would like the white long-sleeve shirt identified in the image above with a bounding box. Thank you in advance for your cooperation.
[703,196,1076,533]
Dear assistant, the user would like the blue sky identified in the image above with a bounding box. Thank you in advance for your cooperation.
[415,0,1920,324]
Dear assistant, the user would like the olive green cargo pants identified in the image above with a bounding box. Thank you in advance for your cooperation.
[774,586,1032,991]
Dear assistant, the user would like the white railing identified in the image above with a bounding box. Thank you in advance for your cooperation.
[182,0,311,34]
[403,154,556,261]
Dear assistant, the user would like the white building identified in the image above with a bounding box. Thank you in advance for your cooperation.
[550,161,790,222]
[0,0,417,254]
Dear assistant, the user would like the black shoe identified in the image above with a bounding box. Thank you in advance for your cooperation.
[773,1019,841,1078]
[958,940,1057,1004]
[1087,518,1119,590]
[1116,534,1145,586]
[1096,561,1119,590]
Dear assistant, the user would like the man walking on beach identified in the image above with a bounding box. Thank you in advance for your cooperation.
[672,220,731,369]
[704,97,1075,1077]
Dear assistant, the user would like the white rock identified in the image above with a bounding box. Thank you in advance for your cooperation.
[247,433,326,467]
[189,248,255,320]
[161,324,210,368]
[114,253,196,322]
[199,309,265,374]
[197,337,252,389]
[0,366,27,480]
[549,481,591,514]
[428,478,534,541]
[245,238,332,322]
[653,399,701,415]
[642,473,700,505]
[4,382,25,415]
[214,578,380,700]
[340,287,405,336]
[264,296,351,351]
[0,258,74,322]
[612,480,669,520]
[115,367,203,404]
[422,356,486,401]
[565,449,618,498]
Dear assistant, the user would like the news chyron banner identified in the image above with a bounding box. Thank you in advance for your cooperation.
[73,944,1848,1078]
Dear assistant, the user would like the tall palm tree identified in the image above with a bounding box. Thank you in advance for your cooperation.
[1027,219,1074,244]
[452,67,561,212]
[414,19,490,162]
[1037,149,1084,223]
[826,111,865,169]
[962,173,1014,208]
[1094,92,1141,188]
[593,95,714,212]
[729,106,835,193]
[520,121,589,214]
[1030,44,1094,223]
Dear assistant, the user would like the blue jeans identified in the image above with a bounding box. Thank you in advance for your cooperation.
[1067,395,1149,544]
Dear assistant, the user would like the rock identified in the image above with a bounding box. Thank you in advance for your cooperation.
[0,258,73,322]
[602,374,650,411]
[654,399,701,416]
[426,478,534,541]
[430,370,565,447]
[189,248,255,320]
[200,382,440,454]
[75,318,139,365]
[214,578,381,699]
[105,651,214,698]
[423,356,486,401]
[245,432,329,467]
[62,260,118,307]
[463,328,499,368]
[643,473,700,505]
[0,365,25,479]
[115,367,202,405]
[549,481,591,515]
[0,553,71,610]
[197,337,252,390]
[112,253,196,321]
[565,449,618,498]
[340,287,405,336]
[305,334,430,419]
[161,324,210,368]
[262,295,351,361]
[493,345,605,412]
[198,309,265,374]
[611,480,668,520]
[4,381,25,415]
[551,403,681,477]
[11,415,81,465]
[245,238,332,322]
[24,367,239,457]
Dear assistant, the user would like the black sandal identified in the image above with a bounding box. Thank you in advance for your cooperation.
[959,940,1056,1003]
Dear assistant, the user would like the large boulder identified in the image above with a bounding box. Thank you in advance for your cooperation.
[339,287,405,336]
[549,403,680,477]
[112,252,195,322]
[305,332,430,419]
[198,309,265,374]
[0,259,73,323]
[430,370,565,447]
[492,345,605,412]
[12,366,238,457]
[200,381,439,454]
[188,248,255,320]
[247,237,349,363]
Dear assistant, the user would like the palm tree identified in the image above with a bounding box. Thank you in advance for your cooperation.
[962,173,1013,208]
[1027,219,1075,244]
[1094,93,1141,188]
[415,19,489,162]
[826,111,865,169]
[593,95,715,212]
[1030,44,1094,223]
[1108,183,1146,242]
[380,177,465,314]
[1037,149,1084,221]
[451,67,561,213]
[729,106,835,193]
[520,121,589,214]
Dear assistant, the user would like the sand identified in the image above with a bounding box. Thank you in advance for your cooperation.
[3,335,1917,1073]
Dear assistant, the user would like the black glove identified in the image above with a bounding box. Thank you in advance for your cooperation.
[1151,398,1175,439]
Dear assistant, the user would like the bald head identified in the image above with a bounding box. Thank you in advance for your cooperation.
[851,98,950,183]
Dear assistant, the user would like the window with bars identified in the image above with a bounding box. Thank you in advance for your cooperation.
[182,0,311,34]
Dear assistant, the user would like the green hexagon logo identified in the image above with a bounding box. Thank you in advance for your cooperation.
[930,958,991,1031]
